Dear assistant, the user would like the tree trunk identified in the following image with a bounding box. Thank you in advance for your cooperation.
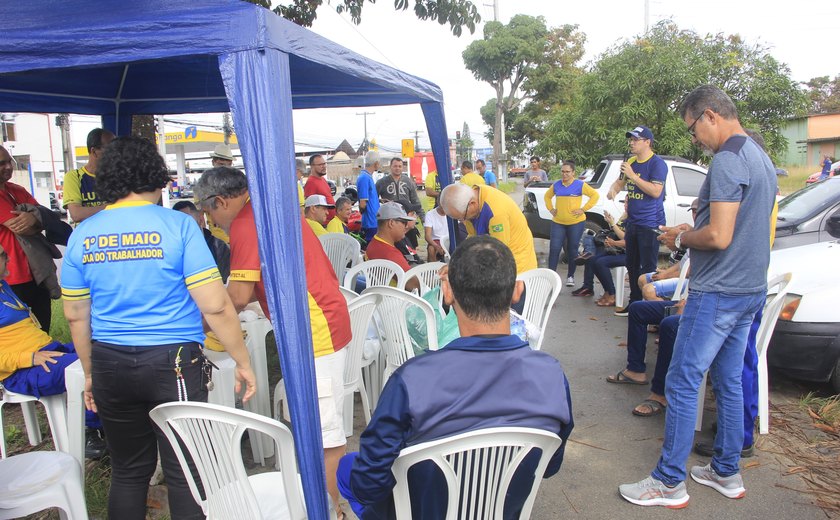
[493,89,504,176]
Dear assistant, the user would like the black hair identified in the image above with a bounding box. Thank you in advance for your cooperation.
[475,159,485,167]
[96,136,170,203]
[461,160,473,169]
[390,157,403,166]
[562,160,575,170]
[448,236,516,323]
[86,128,111,153]
[172,200,198,213]
[530,156,540,163]
[309,154,323,166]
[680,84,738,121]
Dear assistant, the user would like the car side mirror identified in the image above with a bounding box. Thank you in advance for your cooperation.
[828,213,840,238]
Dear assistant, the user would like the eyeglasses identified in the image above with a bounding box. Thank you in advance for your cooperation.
[461,198,471,222]
[687,111,706,137]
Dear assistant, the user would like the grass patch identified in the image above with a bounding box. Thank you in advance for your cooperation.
[777,165,812,196]
[50,298,71,344]
[800,392,840,432]
[497,181,517,194]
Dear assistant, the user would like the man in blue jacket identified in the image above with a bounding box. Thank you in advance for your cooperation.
[337,235,574,519]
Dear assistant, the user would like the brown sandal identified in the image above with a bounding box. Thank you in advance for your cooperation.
[597,297,616,307]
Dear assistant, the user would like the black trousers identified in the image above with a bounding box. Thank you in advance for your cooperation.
[91,341,207,520]
[10,279,51,332]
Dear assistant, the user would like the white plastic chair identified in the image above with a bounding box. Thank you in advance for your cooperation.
[343,259,405,291]
[401,262,446,295]
[319,232,361,283]
[516,268,562,351]
[362,286,439,386]
[339,286,358,303]
[694,272,792,434]
[610,266,627,307]
[670,257,690,302]
[391,427,562,520]
[149,401,306,520]
[0,384,69,458]
[272,293,380,438]
[0,451,88,519]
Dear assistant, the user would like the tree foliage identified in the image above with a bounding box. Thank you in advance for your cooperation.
[803,75,840,114]
[538,22,809,167]
[463,16,585,170]
[246,0,480,36]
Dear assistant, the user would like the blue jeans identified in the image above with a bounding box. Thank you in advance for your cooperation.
[624,223,660,304]
[650,315,681,396]
[548,221,585,277]
[585,253,626,295]
[652,290,765,485]
[626,301,674,373]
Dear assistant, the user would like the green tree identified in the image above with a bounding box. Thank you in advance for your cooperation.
[246,0,480,36]
[477,24,586,160]
[539,22,809,166]
[803,75,840,113]
[462,15,549,174]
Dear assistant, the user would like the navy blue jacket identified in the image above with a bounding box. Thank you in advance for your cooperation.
[350,334,574,519]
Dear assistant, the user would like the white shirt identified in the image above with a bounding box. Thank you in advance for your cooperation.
[424,209,449,242]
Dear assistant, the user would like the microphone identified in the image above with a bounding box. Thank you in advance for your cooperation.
[620,152,630,180]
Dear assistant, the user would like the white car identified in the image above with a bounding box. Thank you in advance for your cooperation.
[767,240,840,392]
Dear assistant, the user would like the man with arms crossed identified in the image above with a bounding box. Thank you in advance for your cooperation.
[619,85,776,508]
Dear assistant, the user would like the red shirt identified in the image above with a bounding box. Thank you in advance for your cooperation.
[365,235,410,272]
[229,200,350,356]
[0,183,37,285]
[303,175,336,221]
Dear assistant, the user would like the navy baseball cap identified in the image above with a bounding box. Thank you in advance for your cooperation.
[626,125,654,141]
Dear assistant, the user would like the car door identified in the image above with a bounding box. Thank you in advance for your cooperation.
[819,204,840,242]
[670,165,707,226]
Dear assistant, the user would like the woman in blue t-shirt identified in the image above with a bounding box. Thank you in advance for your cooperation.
[62,137,256,520]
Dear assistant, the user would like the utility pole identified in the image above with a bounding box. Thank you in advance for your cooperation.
[409,130,424,152]
[55,114,73,176]
[644,0,650,33]
[222,113,233,144]
[356,111,375,142]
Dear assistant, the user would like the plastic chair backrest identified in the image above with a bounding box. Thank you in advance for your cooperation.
[344,293,380,392]
[149,402,306,520]
[343,259,405,290]
[516,268,562,350]
[391,427,562,520]
[319,233,361,282]
[362,286,439,384]
[401,262,446,294]
[756,272,793,434]
[671,257,691,302]
[339,286,359,303]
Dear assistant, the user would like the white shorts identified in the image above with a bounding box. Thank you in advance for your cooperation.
[314,347,347,448]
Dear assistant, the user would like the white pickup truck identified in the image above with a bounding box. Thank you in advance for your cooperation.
[523,154,708,240]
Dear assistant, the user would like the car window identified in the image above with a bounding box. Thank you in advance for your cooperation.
[671,166,706,197]
[585,161,609,188]
[778,179,840,222]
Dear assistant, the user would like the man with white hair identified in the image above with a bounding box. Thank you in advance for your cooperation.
[358,152,380,243]
[440,183,536,275]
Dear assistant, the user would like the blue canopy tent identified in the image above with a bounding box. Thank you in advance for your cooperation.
[0,1,454,516]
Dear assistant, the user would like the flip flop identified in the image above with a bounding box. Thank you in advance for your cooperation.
[596,299,616,307]
[633,399,666,417]
[606,370,648,385]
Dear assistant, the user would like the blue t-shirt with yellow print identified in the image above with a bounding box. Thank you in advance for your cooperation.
[61,201,220,346]
[626,154,668,227]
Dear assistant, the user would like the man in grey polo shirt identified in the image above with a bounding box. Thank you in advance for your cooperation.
[619,85,776,508]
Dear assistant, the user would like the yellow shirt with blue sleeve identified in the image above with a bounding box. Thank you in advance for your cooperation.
[62,166,104,208]
[460,172,486,187]
[464,186,537,274]
[544,178,600,225]
[0,281,52,381]
[61,201,220,346]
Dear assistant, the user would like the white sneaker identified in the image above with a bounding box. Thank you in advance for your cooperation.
[690,464,746,499]
[618,476,689,508]
[566,276,575,286]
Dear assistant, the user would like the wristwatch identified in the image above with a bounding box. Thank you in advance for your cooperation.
[675,231,686,252]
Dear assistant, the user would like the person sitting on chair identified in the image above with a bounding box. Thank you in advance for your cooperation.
[0,244,106,459]
[337,235,574,519]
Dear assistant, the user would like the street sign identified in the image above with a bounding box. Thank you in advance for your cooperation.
[401,138,415,158]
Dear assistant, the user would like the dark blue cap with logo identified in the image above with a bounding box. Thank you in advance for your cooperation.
[626,125,654,141]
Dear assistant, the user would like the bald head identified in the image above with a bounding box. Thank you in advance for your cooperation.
[440,183,476,221]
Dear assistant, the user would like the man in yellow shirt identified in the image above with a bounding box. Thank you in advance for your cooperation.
[304,194,332,236]
[440,183,536,275]
[326,197,352,234]
[459,160,486,187]
[62,128,114,223]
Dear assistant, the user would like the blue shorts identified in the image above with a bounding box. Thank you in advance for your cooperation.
[643,274,679,299]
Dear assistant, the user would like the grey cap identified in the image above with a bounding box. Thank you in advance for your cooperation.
[376,201,412,221]
[210,144,234,161]
[304,194,334,208]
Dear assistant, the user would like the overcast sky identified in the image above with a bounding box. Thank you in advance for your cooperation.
[61,1,838,158]
[288,0,838,154]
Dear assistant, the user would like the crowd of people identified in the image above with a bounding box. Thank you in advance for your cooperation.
[0,83,782,518]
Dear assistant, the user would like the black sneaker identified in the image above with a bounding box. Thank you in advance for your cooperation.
[571,286,594,296]
[693,441,754,458]
[614,306,630,317]
[85,428,107,459]
[574,252,593,265]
